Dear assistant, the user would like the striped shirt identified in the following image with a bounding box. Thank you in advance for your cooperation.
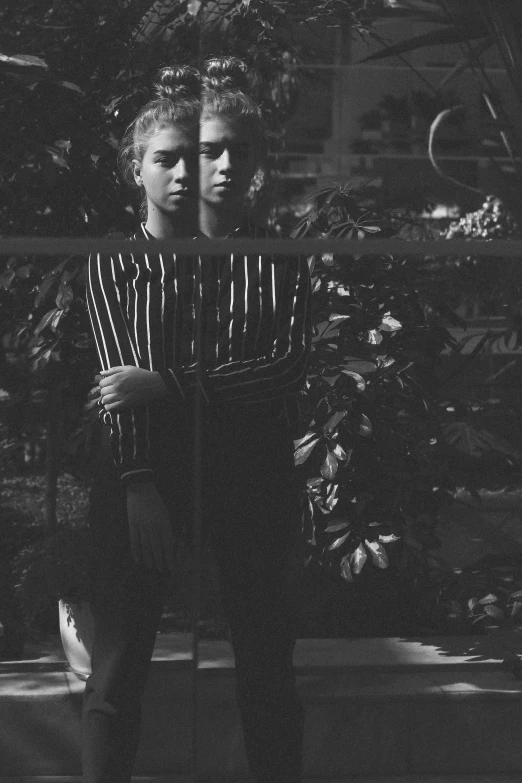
[87,219,312,482]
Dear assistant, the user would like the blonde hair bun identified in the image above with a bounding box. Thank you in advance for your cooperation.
[203,57,249,92]
[153,65,201,100]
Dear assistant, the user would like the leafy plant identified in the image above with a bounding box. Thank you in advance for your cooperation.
[436,399,522,491]
[292,180,457,588]
[291,182,522,651]
[1,252,98,527]
[12,524,92,626]
[441,554,522,677]
[443,196,522,317]
[0,500,41,657]
[365,0,522,222]
[0,0,329,524]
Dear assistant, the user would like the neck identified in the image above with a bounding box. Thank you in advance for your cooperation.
[145,208,197,239]
[199,202,242,239]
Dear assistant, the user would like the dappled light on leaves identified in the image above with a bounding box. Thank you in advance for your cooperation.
[293,179,464,592]
[350,544,367,575]
[365,539,388,569]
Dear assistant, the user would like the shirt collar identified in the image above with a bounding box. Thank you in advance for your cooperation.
[140,223,203,241]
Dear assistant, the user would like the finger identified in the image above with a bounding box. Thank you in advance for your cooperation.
[94,374,103,384]
[101,392,120,405]
[88,385,101,398]
[103,401,125,412]
[98,377,116,389]
[100,367,125,376]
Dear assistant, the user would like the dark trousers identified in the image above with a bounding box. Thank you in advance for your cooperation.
[82,405,304,783]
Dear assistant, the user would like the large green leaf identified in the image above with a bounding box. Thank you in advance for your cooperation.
[370,0,522,210]
[478,1,522,119]
[0,53,48,69]
[385,0,487,24]
[295,436,321,465]
[442,422,521,459]
[436,38,492,92]
[363,25,486,63]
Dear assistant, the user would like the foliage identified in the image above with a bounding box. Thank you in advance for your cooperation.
[0,252,98,490]
[0,0,379,240]
[437,401,522,492]
[364,0,522,222]
[434,195,522,653]
[13,525,92,624]
[0,0,384,643]
[353,88,469,155]
[0,0,317,514]
[442,196,522,320]
[436,197,522,449]
[292,180,459,586]
[0,496,41,656]
[446,196,518,241]
[441,553,522,676]
[291,182,522,657]
[2,470,91,627]
[3,0,522,646]
[0,470,90,654]
[0,0,381,449]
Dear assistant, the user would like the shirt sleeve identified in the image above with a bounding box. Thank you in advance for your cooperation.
[186,256,312,404]
[86,252,154,484]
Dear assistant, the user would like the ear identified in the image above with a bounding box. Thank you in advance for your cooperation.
[132,159,142,187]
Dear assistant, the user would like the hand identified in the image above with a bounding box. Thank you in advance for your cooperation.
[126,482,176,572]
[97,366,167,411]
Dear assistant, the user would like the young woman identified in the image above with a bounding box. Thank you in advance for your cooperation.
[87,58,311,783]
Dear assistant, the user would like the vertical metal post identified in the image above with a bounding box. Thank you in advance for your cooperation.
[191,24,204,776]
[191,255,204,781]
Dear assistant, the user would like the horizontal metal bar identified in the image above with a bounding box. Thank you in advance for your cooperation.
[289,63,510,74]
[0,237,521,258]
[268,152,515,161]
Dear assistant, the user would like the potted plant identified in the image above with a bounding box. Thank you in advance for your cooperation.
[0,501,42,660]
[13,523,93,679]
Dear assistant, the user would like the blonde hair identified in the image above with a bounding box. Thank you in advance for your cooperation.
[201,57,266,161]
[118,66,200,216]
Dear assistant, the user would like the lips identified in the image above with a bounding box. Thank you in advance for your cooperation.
[214,180,235,190]
[170,190,192,198]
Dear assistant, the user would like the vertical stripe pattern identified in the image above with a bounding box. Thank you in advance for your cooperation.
[86,220,312,480]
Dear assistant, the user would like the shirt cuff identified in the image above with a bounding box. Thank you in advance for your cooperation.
[119,467,155,486]
[158,368,187,402]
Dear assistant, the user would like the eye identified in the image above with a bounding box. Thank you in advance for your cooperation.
[199,147,218,158]
[154,155,181,167]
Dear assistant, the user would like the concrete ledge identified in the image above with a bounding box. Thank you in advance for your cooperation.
[2,636,522,779]
[1,776,522,783]
[2,633,520,673]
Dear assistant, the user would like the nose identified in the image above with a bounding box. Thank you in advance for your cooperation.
[217,149,232,173]
[173,157,190,182]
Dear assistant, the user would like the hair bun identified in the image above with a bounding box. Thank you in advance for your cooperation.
[154,65,200,100]
[203,57,249,92]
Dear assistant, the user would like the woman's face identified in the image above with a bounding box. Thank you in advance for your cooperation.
[134,125,199,220]
[199,115,257,210]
